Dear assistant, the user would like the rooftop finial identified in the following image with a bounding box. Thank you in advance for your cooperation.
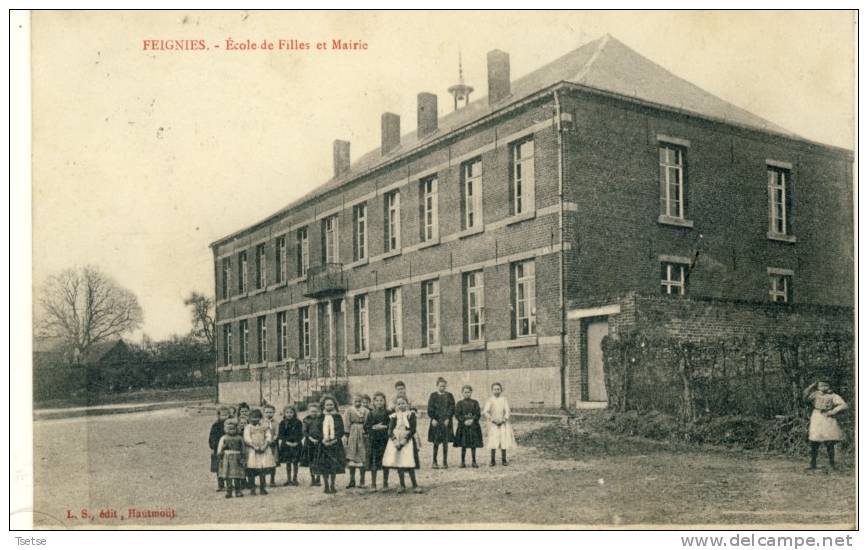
[448,49,474,112]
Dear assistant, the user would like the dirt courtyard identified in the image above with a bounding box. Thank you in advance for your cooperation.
[31,405,855,528]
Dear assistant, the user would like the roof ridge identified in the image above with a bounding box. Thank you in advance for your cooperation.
[572,33,609,82]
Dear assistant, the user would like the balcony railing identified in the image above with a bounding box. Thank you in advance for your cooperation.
[304,262,348,298]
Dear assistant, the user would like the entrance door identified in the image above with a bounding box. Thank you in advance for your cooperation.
[331,299,344,378]
[585,320,609,402]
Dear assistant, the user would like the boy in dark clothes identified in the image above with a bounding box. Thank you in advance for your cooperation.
[209,406,230,491]
[427,377,455,468]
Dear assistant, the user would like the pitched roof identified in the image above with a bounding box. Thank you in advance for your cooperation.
[213,34,799,246]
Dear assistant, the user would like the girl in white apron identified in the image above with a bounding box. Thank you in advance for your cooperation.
[803,381,848,470]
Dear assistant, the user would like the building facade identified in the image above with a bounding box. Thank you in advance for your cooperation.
[211,35,853,410]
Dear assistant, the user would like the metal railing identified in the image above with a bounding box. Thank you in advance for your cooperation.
[304,262,347,297]
[254,356,348,407]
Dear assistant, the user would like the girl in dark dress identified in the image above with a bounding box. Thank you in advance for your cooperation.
[453,384,484,468]
[427,377,455,468]
[301,402,322,486]
[208,406,229,491]
[278,405,303,486]
[363,391,391,491]
[314,394,346,494]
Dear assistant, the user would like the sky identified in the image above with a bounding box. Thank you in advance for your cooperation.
[30,10,855,340]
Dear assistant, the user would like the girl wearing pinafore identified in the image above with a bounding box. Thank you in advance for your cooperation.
[343,394,369,489]
[243,409,275,495]
[216,418,245,498]
[484,382,516,466]
[804,381,848,470]
[382,396,422,493]
[313,395,346,494]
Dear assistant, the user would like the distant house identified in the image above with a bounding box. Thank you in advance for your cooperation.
[32,337,132,369]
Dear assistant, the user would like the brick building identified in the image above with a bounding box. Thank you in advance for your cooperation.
[211,35,853,410]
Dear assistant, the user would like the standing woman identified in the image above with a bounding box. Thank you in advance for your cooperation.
[803,381,848,470]
[427,377,455,469]
[314,394,346,494]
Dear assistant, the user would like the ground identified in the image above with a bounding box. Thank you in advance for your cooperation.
[32,406,855,528]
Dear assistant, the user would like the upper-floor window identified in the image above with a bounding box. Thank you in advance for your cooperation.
[238,251,248,294]
[461,158,483,230]
[422,279,440,347]
[385,286,402,350]
[769,269,793,303]
[513,260,536,337]
[298,306,311,359]
[768,166,792,236]
[353,294,369,353]
[385,191,401,252]
[239,319,250,363]
[323,215,340,264]
[255,244,267,290]
[353,203,367,262]
[256,315,267,363]
[661,262,687,296]
[464,270,485,342]
[222,324,232,366]
[277,311,288,361]
[297,227,309,277]
[275,236,287,284]
[510,137,535,215]
[659,144,686,220]
[420,176,438,242]
[221,257,231,300]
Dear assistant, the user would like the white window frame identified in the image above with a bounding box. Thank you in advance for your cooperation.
[324,215,340,264]
[239,319,249,364]
[768,267,794,303]
[659,144,685,220]
[354,294,369,353]
[223,324,233,366]
[514,260,536,337]
[277,311,288,361]
[385,191,401,252]
[385,287,402,350]
[257,315,267,363]
[221,257,231,299]
[298,227,309,277]
[299,307,311,359]
[423,279,440,347]
[276,236,287,283]
[238,251,248,294]
[511,137,535,215]
[465,270,485,342]
[256,244,267,290]
[661,262,687,295]
[462,159,483,229]
[354,203,367,261]
[768,167,789,236]
[422,176,438,242]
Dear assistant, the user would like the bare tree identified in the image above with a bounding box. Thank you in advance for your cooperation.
[38,266,143,363]
[184,291,215,350]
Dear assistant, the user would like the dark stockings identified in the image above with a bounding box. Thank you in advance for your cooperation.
[432,442,449,466]
[461,447,478,465]
[810,441,836,468]
[397,469,418,488]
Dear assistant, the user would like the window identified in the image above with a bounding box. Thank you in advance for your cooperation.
[420,176,438,242]
[298,306,311,359]
[464,270,485,342]
[661,262,687,295]
[238,251,248,294]
[659,144,686,219]
[255,244,267,290]
[384,191,401,252]
[323,215,340,264]
[353,294,369,353]
[385,287,402,350]
[256,315,267,363]
[297,227,309,277]
[768,166,791,236]
[513,261,536,337]
[461,158,483,230]
[221,257,231,300]
[239,319,250,363]
[421,279,440,347]
[510,137,535,215]
[222,324,233,366]
[353,203,367,261]
[769,270,793,303]
[275,236,287,284]
[277,311,288,361]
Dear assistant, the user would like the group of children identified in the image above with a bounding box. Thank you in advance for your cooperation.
[208,379,517,497]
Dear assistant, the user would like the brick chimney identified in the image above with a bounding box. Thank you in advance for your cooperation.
[333,139,350,178]
[487,49,511,105]
[381,112,400,155]
[417,92,438,138]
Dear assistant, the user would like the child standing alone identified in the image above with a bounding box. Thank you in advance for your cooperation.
[484,382,516,466]
[804,381,848,470]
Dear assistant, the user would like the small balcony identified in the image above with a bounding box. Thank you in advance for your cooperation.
[304,262,348,298]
